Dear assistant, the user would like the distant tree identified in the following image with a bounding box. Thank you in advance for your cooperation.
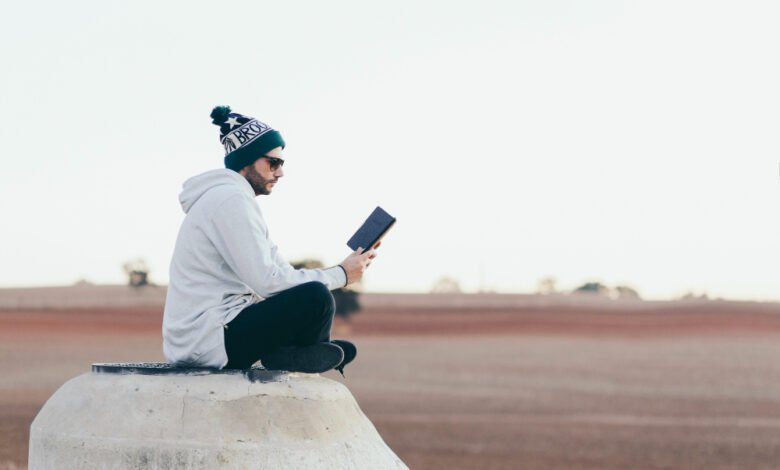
[332,289,360,319]
[679,291,709,300]
[290,258,325,270]
[290,258,361,319]
[431,276,462,293]
[431,276,461,293]
[537,276,557,295]
[122,258,150,287]
[614,285,641,299]
[573,281,608,295]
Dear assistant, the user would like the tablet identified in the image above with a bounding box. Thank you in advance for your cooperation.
[347,206,396,252]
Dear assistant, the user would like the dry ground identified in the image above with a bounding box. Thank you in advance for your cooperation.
[2,302,780,469]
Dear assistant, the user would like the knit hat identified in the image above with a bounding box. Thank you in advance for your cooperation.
[210,105,286,171]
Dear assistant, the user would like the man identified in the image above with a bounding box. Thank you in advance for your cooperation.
[162,105,376,374]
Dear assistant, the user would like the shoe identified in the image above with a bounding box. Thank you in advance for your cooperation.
[331,339,357,377]
[261,342,344,373]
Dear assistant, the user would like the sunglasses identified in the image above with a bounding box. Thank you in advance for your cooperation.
[261,156,285,170]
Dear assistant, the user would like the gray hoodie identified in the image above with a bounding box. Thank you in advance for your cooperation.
[162,169,346,368]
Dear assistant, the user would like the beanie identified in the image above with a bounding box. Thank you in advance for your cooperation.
[210,105,286,171]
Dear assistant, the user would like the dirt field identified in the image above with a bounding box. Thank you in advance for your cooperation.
[2,301,780,469]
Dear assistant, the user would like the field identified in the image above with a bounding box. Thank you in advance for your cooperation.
[2,298,780,469]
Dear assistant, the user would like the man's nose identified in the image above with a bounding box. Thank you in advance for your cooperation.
[275,166,284,178]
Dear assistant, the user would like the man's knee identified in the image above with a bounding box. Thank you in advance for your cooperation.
[298,281,335,315]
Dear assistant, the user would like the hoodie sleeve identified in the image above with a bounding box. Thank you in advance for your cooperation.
[207,193,346,298]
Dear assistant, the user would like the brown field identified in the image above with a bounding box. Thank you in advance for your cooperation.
[2,300,780,469]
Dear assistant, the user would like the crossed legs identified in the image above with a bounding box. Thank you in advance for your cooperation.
[223,281,335,369]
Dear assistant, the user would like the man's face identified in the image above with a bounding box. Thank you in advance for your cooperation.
[241,146,285,196]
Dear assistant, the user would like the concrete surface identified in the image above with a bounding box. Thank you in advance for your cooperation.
[28,367,407,469]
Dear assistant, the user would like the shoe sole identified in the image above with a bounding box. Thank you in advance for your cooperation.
[262,343,344,373]
[331,340,357,367]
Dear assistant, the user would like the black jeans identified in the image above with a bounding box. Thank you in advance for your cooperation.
[223,281,335,369]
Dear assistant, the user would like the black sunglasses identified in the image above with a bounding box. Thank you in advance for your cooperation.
[261,156,285,170]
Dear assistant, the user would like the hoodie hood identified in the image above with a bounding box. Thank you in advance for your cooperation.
[179,169,252,214]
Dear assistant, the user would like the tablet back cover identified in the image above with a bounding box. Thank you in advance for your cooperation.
[347,206,396,252]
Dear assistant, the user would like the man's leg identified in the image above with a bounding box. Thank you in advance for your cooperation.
[224,281,336,369]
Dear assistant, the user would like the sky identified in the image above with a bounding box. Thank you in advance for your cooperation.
[0,0,778,300]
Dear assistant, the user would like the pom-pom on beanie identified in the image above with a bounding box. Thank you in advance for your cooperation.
[210,105,286,171]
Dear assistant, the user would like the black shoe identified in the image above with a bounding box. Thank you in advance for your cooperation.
[331,339,357,377]
[261,342,344,373]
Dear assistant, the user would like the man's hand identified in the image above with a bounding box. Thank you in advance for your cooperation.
[339,245,379,286]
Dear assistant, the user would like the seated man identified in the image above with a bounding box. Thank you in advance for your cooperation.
[162,105,375,374]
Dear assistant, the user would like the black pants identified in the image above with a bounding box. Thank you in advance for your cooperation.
[223,281,335,369]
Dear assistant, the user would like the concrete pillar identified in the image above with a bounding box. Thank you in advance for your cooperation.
[29,363,408,469]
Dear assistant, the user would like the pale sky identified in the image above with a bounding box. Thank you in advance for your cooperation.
[1,0,778,300]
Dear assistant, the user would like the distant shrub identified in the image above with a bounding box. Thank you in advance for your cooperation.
[572,281,641,299]
[614,285,641,299]
[122,258,150,288]
[431,276,462,293]
[536,276,557,295]
[574,282,608,295]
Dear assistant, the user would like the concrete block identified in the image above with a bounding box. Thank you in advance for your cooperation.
[29,363,407,469]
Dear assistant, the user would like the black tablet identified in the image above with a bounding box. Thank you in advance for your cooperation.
[347,206,396,252]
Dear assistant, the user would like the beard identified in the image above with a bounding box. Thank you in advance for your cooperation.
[244,165,276,196]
